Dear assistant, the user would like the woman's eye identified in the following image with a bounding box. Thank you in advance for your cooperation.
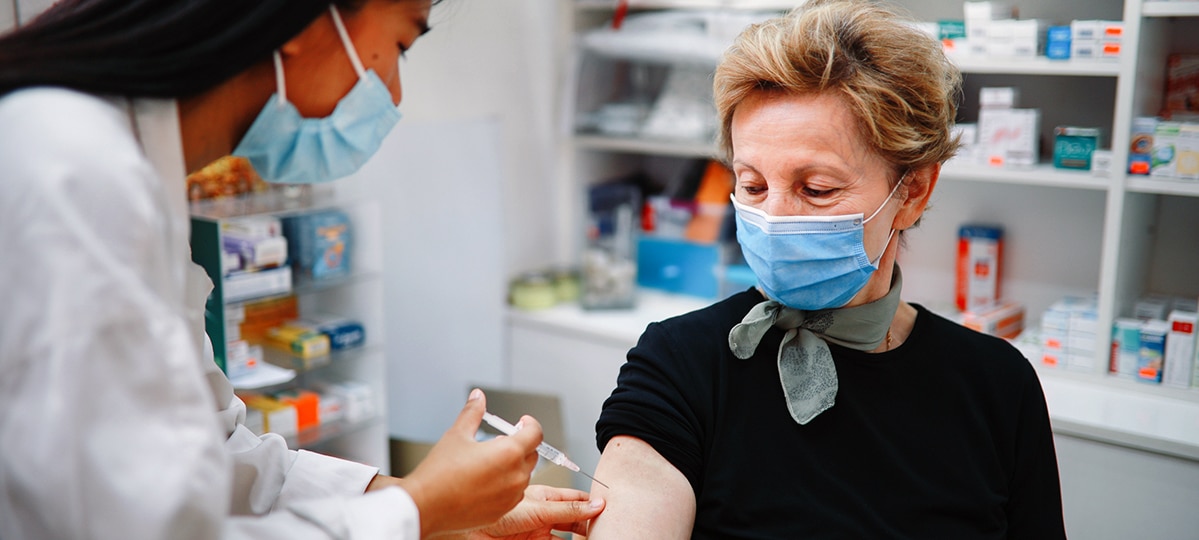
[802,186,835,198]
[740,185,766,196]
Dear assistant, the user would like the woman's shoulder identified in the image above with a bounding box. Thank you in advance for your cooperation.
[910,303,1037,380]
[0,87,149,197]
[0,87,143,169]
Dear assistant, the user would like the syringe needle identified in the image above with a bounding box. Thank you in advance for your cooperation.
[482,412,610,489]
[578,469,610,489]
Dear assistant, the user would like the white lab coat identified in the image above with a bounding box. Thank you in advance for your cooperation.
[0,87,420,539]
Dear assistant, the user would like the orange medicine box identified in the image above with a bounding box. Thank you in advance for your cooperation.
[956,224,1004,312]
[961,301,1025,340]
[277,390,321,432]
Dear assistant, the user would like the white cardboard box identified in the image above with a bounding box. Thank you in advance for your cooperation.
[1164,311,1197,388]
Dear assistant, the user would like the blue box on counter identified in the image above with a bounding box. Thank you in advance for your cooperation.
[636,236,721,299]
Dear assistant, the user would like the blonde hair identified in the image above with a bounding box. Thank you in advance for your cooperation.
[714,0,961,173]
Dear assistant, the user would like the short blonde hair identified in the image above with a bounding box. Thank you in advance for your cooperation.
[714,0,961,173]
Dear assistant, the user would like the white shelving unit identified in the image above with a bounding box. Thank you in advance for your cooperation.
[190,187,390,472]
[517,0,1199,495]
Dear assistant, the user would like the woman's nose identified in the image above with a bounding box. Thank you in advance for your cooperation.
[762,194,803,217]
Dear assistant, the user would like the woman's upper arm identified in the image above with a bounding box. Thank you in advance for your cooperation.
[586,435,695,539]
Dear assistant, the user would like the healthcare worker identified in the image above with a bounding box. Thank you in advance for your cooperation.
[0,0,604,538]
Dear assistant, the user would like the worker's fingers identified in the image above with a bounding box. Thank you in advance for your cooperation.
[548,498,605,535]
[506,414,544,450]
[451,388,486,437]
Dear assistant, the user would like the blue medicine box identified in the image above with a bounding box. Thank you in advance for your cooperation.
[282,209,353,281]
[636,236,721,299]
[1046,25,1071,60]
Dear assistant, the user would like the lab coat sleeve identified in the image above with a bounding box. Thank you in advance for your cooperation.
[223,487,420,540]
[205,353,385,515]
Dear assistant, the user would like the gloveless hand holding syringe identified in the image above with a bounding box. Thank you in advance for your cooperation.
[482,412,610,489]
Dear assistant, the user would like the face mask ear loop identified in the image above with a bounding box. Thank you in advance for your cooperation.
[329,5,367,78]
[864,170,907,266]
[271,51,289,106]
[863,170,909,224]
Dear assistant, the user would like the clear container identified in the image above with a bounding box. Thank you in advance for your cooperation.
[580,183,640,310]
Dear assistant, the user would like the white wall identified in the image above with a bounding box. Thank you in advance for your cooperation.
[401,0,565,277]
[0,0,15,32]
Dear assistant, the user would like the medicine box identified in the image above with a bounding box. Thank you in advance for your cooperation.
[1128,116,1158,175]
[294,316,366,351]
[978,108,1040,167]
[266,324,331,359]
[242,394,298,437]
[1163,311,1197,388]
[1137,319,1170,383]
[1053,126,1101,170]
[1110,318,1143,378]
[282,209,353,282]
[961,300,1024,339]
[964,1,1013,21]
[1134,294,1172,321]
[1165,54,1199,119]
[1150,121,1183,177]
[956,224,1003,312]
[636,236,721,299]
[980,87,1019,109]
[1046,25,1071,60]
[276,389,321,432]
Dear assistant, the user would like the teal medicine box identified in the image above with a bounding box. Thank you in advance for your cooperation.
[1053,126,1102,170]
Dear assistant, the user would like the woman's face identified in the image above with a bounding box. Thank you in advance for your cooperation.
[283,0,433,118]
[730,90,903,256]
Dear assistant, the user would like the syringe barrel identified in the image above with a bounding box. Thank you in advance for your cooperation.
[536,442,580,472]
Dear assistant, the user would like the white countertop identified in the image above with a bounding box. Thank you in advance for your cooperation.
[508,288,1199,461]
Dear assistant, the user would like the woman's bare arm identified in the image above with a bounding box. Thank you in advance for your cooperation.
[585,435,695,539]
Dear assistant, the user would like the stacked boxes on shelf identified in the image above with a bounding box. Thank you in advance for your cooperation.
[1106,295,1199,388]
[954,223,1026,341]
[1040,295,1099,371]
[1068,19,1123,61]
[237,380,376,438]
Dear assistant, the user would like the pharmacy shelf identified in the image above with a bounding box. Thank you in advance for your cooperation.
[1143,1,1199,17]
[263,344,382,373]
[953,56,1122,77]
[1125,176,1199,197]
[189,185,354,221]
[940,161,1112,190]
[1037,370,1199,461]
[287,415,384,449]
[573,134,718,159]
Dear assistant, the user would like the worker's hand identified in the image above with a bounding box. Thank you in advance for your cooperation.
[452,484,606,540]
[398,389,542,537]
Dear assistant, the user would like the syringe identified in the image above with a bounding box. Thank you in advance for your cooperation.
[482,411,610,489]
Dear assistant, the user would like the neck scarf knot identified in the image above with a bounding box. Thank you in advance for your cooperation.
[728,266,903,424]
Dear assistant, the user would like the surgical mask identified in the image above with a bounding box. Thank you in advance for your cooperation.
[233,5,401,184]
[732,178,903,310]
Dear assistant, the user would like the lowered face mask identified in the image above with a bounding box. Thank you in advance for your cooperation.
[233,5,401,184]
[732,177,903,311]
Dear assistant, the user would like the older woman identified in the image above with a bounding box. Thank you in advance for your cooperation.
[586,0,1066,538]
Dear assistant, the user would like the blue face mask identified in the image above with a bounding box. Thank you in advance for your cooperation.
[233,5,401,184]
[732,178,902,310]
